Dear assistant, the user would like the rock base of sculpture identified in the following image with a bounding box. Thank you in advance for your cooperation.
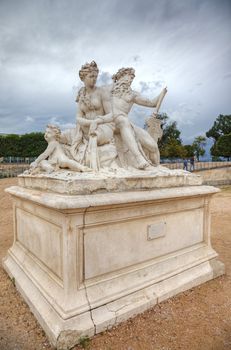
[18,166,202,195]
[3,173,225,349]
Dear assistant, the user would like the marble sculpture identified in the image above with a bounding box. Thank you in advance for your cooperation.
[3,61,224,350]
[29,61,167,173]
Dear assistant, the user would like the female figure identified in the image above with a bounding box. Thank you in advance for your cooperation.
[71,61,116,169]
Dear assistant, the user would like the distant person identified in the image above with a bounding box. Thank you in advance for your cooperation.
[190,157,195,171]
[183,159,188,171]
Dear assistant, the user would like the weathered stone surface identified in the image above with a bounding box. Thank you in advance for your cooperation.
[18,167,202,195]
[2,61,225,350]
[3,182,224,349]
[27,62,168,174]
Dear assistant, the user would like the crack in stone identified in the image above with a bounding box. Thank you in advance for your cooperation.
[83,279,96,335]
[105,290,158,328]
[106,302,131,314]
[105,304,118,327]
[106,300,138,327]
[82,205,96,335]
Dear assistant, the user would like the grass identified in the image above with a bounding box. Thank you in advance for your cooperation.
[78,335,90,349]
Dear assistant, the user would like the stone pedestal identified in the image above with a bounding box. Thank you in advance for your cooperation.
[3,171,225,349]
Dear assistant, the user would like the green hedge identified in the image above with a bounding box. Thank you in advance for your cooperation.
[0,133,47,157]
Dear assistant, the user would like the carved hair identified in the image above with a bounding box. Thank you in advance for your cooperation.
[76,61,99,110]
[111,67,135,98]
[79,61,99,81]
[112,67,135,82]
[46,124,61,141]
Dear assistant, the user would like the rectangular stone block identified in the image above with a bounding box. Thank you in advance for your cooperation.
[3,184,224,349]
[16,207,63,279]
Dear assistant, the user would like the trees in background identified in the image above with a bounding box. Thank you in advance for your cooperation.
[206,114,231,140]
[192,136,206,161]
[158,113,230,161]
[0,133,46,157]
[206,114,231,160]
[156,114,207,160]
[157,113,187,159]
[0,134,21,157]
[183,145,195,158]
[19,133,47,157]
[215,134,231,160]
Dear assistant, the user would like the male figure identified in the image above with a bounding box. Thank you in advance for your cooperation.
[111,67,167,169]
[29,125,90,173]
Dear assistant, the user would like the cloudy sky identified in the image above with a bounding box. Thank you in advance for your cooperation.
[0,0,230,144]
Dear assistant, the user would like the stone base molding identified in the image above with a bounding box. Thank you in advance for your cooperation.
[3,184,224,349]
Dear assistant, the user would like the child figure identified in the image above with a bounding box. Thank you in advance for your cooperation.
[29,125,90,173]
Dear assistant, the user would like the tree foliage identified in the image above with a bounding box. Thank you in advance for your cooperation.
[0,133,47,157]
[160,139,187,158]
[206,114,231,141]
[156,113,186,158]
[0,134,21,157]
[215,134,231,160]
[206,114,231,159]
[183,145,195,158]
[192,136,206,160]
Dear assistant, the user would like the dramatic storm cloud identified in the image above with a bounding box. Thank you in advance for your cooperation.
[0,0,230,143]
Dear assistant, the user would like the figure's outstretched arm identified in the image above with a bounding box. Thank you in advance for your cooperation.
[30,143,55,167]
[133,87,167,108]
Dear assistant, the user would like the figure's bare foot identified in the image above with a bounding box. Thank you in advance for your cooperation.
[80,165,93,172]
[136,159,149,170]
[30,167,41,175]
[144,164,156,171]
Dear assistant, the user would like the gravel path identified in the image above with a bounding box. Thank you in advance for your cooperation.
[0,178,230,350]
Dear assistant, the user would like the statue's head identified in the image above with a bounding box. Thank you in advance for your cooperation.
[45,124,61,142]
[112,67,135,85]
[79,61,99,88]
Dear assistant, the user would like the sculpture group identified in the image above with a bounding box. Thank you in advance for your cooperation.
[4,61,225,350]
[30,61,167,174]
